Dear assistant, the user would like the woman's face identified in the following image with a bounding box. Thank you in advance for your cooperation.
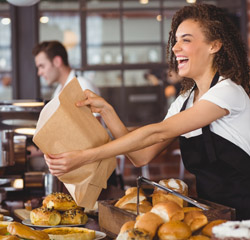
[172,19,215,80]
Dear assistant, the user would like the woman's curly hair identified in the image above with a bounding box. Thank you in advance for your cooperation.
[166,3,250,95]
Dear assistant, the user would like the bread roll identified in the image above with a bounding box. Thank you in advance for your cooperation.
[156,179,188,196]
[153,178,188,207]
[134,212,163,239]
[183,207,202,213]
[43,227,95,240]
[151,202,184,223]
[152,192,183,207]
[140,200,152,206]
[120,203,152,215]
[125,187,145,196]
[119,221,136,234]
[115,192,146,208]
[188,235,210,240]
[60,209,88,225]
[116,228,151,240]
[43,192,77,211]
[158,220,192,240]
[184,211,208,232]
[7,222,49,240]
[30,207,61,226]
[201,219,227,237]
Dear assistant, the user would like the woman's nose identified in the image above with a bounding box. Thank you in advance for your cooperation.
[172,41,180,53]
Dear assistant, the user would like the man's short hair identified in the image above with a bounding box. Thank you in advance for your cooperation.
[32,40,69,66]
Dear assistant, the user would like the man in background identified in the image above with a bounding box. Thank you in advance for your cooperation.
[32,40,100,98]
[32,41,121,191]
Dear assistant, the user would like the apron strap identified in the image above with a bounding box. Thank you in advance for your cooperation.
[180,72,220,163]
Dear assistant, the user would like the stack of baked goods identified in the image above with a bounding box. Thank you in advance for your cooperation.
[115,178,228,240]
[30,192,88,226]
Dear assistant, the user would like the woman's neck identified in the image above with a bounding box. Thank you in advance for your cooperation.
[193,70,217,102]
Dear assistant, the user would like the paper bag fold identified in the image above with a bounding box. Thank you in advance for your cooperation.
[33,78,116,208]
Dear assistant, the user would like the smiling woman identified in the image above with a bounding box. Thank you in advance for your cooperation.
[43,3,250,221]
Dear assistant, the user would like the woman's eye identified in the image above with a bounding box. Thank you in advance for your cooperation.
[183,39,190,42]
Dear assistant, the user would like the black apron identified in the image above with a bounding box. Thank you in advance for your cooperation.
[179,73,250,220]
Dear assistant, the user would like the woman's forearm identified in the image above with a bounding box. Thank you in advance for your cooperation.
[100,103,129,138]
[83,121,168,165]
[99,105,174,166]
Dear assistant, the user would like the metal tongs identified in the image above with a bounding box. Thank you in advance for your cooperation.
[136,176,210,216]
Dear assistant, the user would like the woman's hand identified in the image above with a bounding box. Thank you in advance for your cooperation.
[76,89,110,115]
[44,150,85,177]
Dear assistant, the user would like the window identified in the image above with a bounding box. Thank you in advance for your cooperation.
[0,1,11,101]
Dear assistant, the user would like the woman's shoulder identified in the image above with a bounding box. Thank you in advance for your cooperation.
[202,77,249,112]
[210,77,246,98]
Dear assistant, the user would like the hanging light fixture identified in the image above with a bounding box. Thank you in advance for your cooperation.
[186,0,196,3]
[140,0,149,4]
[6,0,40,7]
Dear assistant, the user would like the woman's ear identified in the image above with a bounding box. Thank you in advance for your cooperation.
[210,40,222,54]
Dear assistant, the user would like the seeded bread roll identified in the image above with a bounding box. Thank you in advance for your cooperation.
[184,211,208,232]
[151,202,184,223]
[7,222,49,240]
[43,192,78,211]
[201,219,227,237]
[30,207,61,226]
[60,208,88,225]
[158,220,192,240]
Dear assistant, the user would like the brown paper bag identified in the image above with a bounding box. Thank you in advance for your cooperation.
[33,77,116,209]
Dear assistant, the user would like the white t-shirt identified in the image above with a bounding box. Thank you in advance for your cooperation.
[165,77,250,156]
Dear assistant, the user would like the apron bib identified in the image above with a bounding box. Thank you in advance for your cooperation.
[179,73,250,220]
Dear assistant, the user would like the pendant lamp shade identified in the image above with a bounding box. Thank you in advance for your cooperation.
[6,0,40,7]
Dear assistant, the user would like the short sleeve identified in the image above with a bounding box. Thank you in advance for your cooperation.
[200,79,246,116]
[164,94,188,120]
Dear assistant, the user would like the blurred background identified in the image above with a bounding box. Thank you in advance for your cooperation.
[0,0,248,204]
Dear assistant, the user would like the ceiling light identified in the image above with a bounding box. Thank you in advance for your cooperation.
[140,0,149,4]
[186,0,196,3]
[156,15,162,22]
[40,16,49,24]
[1,18,11,25]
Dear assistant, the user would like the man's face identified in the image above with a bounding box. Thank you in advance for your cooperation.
[34,52,59,85]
